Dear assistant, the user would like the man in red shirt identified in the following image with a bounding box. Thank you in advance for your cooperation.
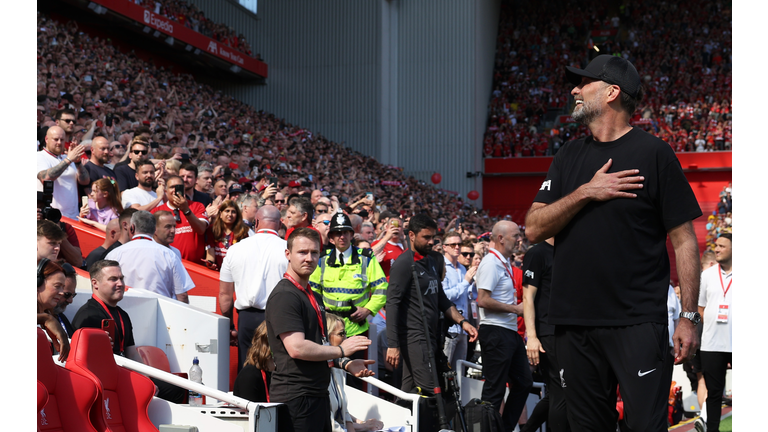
[372,217,406,280]
[284,196,317,239]
[151,176,209,263]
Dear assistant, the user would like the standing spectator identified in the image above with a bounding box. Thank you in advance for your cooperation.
[153,210,183,260]
[107,141,126,169]
[525,55,702,431]
[273,191,287,211]
[476,221,532,430]
[101,208,139,259]
[360,221,375,243]
[313,213,333,246]
[121,160,166,211]
[114,137,150,191]
[83,136,117,193]
[151,176,209,263]
[441,231,476,372]
[695,234,732,432]
[238,195,259,230]
[520,237,568,432]
[180,163,213,207]
[219,205,287,371]
[37,220,66,262]
[105,211,194,303]
[37,126,89,219]
[78,178,123,231]
[385,214,478,396]
[196,168,214,197]
[85,218,120,271]
[371,217,406,280]
[54,109,77,142]
[264,228,373,432]
[284,196,315,238]
[204,200,250,270]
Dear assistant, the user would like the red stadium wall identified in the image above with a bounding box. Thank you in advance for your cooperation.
[482,151,732,224]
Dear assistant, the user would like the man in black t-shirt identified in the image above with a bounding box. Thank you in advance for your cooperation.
[525,55,702,432]
[72,259,185,404]
[385,214,478,396]
[114,138,150,191]
[83,137,116,195]
[521,238,568,432]
[265,228,373,432]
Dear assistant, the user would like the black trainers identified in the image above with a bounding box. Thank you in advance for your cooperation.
[694,417,707,432]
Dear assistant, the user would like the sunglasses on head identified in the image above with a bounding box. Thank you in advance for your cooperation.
[133,149,148,155]
[461,252,475,258]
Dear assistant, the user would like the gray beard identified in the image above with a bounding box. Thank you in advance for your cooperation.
[52,304,66,315]
[572,100,603,126]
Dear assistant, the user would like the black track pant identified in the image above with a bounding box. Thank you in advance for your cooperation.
[701,351,732,432]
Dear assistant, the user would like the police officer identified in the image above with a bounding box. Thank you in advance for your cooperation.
[309,211,388,387]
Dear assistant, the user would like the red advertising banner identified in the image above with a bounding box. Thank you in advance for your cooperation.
[89,0,267,77]
[558,115,575,124]
[591,29,618,37]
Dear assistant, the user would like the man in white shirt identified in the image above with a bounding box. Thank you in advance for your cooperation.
[106,210,194,303]
[695,234,732,432]
[476,220,532,430]
[37,126,89,219]
[219,205,288,370]
[121,160,165,211]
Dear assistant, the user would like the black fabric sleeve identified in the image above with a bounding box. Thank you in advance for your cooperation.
[121,309,135,348]
[386,254,411,349]
[115,165,132,192]
[657,152,703,230]
[533,144,565,204]
[522,246,544,288]
[71,301,107,331]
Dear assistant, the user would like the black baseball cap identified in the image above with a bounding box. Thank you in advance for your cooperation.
[565,55,641,99]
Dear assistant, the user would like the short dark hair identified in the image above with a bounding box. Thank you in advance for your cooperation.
[718,233,732,243]
[287,227,321,251]
[37,220,67,242]
[135,126,152,136]
[135,159,155,170]
[409,214,437,235]
[119,208,139,226]
[165,175,184,187]
[180,163,198,177]
[55,108,76,121]
[90,260,120,282]
[619,83,644,116]
[289,196,314,221]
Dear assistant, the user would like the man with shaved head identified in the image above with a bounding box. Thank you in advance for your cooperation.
[85,218,121,271]
[83,136,116,194]
[219,205,289,370]
[475,220,532,430]
[37,125,89,219]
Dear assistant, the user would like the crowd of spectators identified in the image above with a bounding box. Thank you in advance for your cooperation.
[36,11,505,268]
[483,0,732,157]
[134,0,259,59]
[704,183,732,251]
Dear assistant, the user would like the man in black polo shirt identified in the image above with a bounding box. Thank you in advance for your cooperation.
[385,214,478,396]
[525,55,702,431]
[180,163,213,207]
[265,228,374,432]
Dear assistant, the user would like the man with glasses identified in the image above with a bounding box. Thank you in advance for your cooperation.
[274,192,287,211]
[114,138,150,191]
[441,231,477,371]
[107,141,126,169]
[53,262,78,338]
[313,212,333,246]
[54,109,77,142]
[37,126,89,219]
[314,201,330,217]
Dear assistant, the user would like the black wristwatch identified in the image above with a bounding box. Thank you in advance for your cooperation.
[680,311,701,325]
[183,208,191,216]
[459,319,469,327]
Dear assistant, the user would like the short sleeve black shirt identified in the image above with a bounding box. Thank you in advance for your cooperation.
[533,127,701,326]
[522,241,555,336]
[265,278,330,402]
[71,297,135,355]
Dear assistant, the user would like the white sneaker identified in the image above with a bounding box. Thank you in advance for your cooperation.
[694,417,707,432]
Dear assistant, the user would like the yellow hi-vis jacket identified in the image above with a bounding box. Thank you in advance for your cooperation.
[309,246,388,337]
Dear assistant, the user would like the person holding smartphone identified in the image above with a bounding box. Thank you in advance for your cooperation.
[150,176,209,263]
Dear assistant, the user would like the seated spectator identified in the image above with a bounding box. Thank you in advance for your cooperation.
[85,219,121,271]
[37,219,66,263]
[121,160,166,211]
[204,200,250,270]
[151,176,209,263]
[72,259,186,404]
[326,313,384,432]
[53,262,78,339]
[37,258,69,361]
[233,321,273,403]
[79,178,123,231]
[105,211,194,302]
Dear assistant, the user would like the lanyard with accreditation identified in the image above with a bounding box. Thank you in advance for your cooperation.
[488,249,516,302]
[92,295,126,354]
[717,265,732,324]
[284,272,334,367]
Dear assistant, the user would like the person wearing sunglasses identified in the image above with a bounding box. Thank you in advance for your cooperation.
[114,136,150,191]
[107,141,126,169]
[52,262,79,338]
[313,212,333,246]
[441,231,477,372]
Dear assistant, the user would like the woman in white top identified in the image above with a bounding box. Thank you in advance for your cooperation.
[326,313,384,432]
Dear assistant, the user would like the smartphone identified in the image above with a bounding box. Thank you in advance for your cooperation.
[268,176,279,187]
[366,192,374,201]
[81,196,88,207]
[101,319,116,343]
[173,184,185,196]
[455,217,463,231]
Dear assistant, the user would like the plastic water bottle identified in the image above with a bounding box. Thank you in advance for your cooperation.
[188,357,204,406]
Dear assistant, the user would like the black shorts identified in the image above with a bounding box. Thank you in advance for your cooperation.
[555,323,671,432]
[278,395,332,432]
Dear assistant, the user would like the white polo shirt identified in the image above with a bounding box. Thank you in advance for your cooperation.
[219,229,288,310]
[37,150,79,219]
[105,234,195,300]
[476,247,517,331]
[698,264,732,352]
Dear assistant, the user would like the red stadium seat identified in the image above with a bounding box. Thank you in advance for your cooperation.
[66,328,159,432]
[36,328,102,432]
[134,345,188,403]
